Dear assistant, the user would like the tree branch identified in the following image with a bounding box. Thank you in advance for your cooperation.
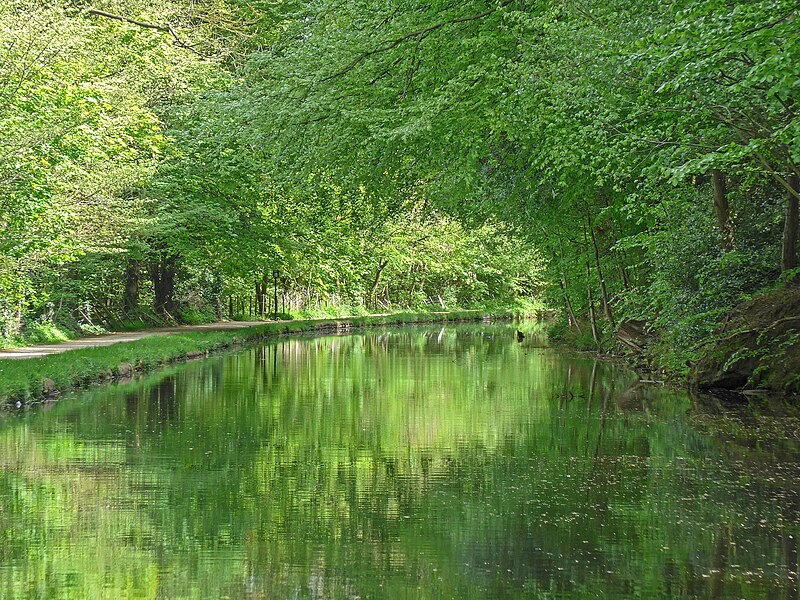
[740,4,800,36]
[321,0,516,82]
[87,9,168,32]
[567,3,607,28]
[86,9,206,57]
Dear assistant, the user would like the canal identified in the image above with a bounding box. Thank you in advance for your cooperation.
[0,324,798,598]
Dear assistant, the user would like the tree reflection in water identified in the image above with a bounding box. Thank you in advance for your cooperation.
[0,323,798,599]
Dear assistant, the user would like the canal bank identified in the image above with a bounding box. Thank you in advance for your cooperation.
[0,311,510,408]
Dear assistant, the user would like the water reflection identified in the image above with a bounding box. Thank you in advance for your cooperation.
[0,324,798,599]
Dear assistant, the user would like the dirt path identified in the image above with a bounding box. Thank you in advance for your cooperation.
[0,321,268,360]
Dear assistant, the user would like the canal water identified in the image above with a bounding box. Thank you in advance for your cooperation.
[0,324,798,599]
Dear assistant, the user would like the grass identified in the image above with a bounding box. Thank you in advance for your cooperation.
[0,310,510,407]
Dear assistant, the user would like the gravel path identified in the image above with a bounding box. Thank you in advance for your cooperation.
[0,321,268,360]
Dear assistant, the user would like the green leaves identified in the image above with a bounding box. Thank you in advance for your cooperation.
[3,0,795,362]
[0,0,228,334]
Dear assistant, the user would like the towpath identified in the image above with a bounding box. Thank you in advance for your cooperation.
[0,321,267,360]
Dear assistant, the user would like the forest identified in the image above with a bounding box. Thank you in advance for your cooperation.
[2,0,799,387]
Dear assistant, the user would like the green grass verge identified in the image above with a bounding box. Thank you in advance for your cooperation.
[0,310,510,407]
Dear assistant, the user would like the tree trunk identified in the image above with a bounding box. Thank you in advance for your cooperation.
[559,276,581,333]
[272,274,278,319]
[587,215,614,328]
[123,259,140,314]
[598,190,633,290]
[711,169,734,250]
[782,173,799,279]
[256,280,265,317]
[370,259,389,305]
[149,254,176,316]
[586,260,600,348]
[555,232,581,332]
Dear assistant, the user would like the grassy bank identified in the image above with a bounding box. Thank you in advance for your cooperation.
[0,310,509,407]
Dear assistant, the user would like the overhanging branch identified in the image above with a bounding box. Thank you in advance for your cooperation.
[321,0,517,82]
[86,9,206,57]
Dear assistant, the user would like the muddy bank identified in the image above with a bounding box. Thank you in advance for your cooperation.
[691,289,800,394]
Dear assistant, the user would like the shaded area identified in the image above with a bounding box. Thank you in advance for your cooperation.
[692,289,800,393]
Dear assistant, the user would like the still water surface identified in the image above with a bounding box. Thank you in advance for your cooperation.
[1,324,799,599]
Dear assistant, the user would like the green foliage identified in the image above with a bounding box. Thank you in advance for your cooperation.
[3,0,798,386]
[250,0,797,378]
[20,323,73,346]
[178,306,218,326]
[0,0,544,338]
[546,316,570,343]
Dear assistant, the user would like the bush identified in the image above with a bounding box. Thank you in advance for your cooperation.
[178,306,217,325]
[24,322,73,344]
[546,316,569,342]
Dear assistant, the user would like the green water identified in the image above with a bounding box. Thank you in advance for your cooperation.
[0,324,798,599]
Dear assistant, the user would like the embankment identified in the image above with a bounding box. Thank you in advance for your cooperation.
[0,311,508,408]
[691,288,800,394]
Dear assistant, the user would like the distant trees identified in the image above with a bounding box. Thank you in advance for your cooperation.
[236,0,799,368]
[0,0,542,342]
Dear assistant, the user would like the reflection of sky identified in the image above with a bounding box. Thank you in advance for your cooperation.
[0,324,798,599]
